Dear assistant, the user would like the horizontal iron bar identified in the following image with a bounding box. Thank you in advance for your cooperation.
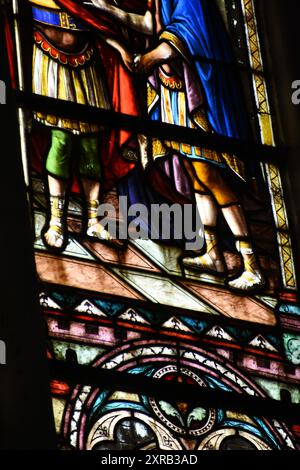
[16,91,286,164]
[50,360,300,422]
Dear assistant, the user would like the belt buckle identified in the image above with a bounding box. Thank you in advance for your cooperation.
[59,12,70,29]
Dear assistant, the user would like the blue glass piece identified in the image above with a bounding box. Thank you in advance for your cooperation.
[279,303,300,316]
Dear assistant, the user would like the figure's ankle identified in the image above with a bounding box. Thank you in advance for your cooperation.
[243,253,259,273]
[203,226,223,261]
[87,217,99,228]
[49,194,65,216]
[235,238,260,274]
[86,199,100,228]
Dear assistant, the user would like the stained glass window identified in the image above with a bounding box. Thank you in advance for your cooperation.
[1,0,300,451]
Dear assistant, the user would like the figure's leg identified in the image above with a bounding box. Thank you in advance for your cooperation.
[182,192,227,274]
[221,205,265,291]
[78,135,124,248]
[182,160,226,274]
[43,129,72,249]
[183,160,265,290]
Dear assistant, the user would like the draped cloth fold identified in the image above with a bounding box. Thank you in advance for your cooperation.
[146,0,251,181]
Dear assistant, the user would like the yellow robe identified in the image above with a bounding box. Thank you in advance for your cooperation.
[29,0,111,133]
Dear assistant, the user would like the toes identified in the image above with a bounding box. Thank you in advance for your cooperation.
[87,224,125,248]
[44,230,64,248]
[55,238,63,248]
[228,271,263,291]
[88,224,111,241]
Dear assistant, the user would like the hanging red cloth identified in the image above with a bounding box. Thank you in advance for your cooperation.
[3,14,17,89]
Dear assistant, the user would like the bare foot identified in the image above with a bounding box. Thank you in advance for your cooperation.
[182,252,226,275]
[87,220,124,248]
[44,218,64,249]
[227,251,266,292]
[227,269,265,292]
[182,230,226,275]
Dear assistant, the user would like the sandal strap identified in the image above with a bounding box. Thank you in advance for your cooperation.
[50,195,65,218]
[87,199,99,220]
[239,270,261,282]
[234,238,262,278]
[196,253,224,271]
[235,238,254,255]
[47,226,64,237]
[203,227,218,255]
[182,253,225,274]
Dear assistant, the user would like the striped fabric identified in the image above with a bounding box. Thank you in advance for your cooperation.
[32,42,111,134]
[158,72,225,166]
[150,67,245,179]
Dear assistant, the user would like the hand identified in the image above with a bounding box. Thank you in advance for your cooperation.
[89,0,110,9]
[135,43,177,74]
[135,51,158,75]
[120,48,134,72]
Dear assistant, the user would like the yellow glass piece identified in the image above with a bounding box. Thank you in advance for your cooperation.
[28,0,61,9]
[147,83,158,111]
[108,391,141,403]
[266,163,297,289]
[259,114,274,146]
[242,0,297,290]
[152,138,168,159]
[52,397,66,433]
[226,411,256,425]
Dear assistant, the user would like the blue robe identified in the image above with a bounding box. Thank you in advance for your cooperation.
[160,0,250,140]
